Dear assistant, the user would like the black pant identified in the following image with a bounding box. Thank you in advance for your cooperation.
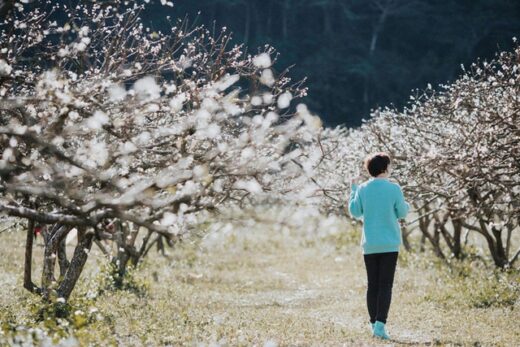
[363,251,398,324]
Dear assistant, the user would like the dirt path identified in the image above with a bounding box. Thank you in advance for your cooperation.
[94,227,518,346]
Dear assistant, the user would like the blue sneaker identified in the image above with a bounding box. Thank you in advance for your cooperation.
[373,320,390,339]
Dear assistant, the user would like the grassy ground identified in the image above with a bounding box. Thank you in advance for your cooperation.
[0,211,519,346]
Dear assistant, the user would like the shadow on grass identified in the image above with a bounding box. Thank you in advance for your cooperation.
[387,336,470,346]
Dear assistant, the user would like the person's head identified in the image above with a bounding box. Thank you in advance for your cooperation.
[363,152,392,177]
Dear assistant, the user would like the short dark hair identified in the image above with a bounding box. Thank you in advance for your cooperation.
[364,152,391,177]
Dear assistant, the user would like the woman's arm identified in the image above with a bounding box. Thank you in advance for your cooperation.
[348,183,364,219]
[394,185,410,219]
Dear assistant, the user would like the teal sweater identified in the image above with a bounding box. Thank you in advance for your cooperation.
[348,177,410,254]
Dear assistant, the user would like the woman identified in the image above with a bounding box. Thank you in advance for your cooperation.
[348,152,410,340]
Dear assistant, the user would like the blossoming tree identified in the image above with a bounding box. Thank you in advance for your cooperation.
[313,44,520,268]
[0,1,322,300]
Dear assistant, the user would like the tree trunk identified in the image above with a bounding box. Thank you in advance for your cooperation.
[41,224,71,299]
[266,0,273,38]
[491,226,508,268]
[281,0,289,40]
[41,231,59,298]
[57,228,93,300]
[400,224,411,252]
[477,218,508,268]
[419,233,426,252]
[112,222,131,288]
[452,218,462,258]
[244,2,251,44]
[23,219,40,294]
[57,237,70,277]
[418,211,446,259]
[364,3,389,107]
[323,5,332,34]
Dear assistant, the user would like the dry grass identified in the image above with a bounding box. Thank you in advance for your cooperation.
[0,213,519,346]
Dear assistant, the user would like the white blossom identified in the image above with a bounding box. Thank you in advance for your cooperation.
[120,141,138,155]
[241,147,255,161]
[215,73,240,92]
[0,59,12,76]
[260,69,275,86]
[205,123,221,138]
[134,131,151,145]
[58,47,70,57]
[133,76,161,100]
[160,0,174,7]
[251,95,263,106]
[161,212,177,226]
[277,91,293,109]
[262,93,274,104]
[234,179,263,194]
[253,53,272,68]
[85,110,109,129]
[108,83,126,102]
[169,93,187,113]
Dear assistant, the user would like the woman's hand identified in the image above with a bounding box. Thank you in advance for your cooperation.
[350,175,364,187]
